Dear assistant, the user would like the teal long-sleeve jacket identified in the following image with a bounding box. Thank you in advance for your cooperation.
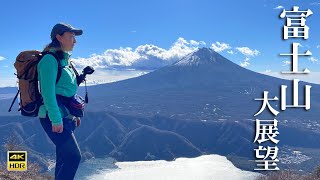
[37,49,78,126]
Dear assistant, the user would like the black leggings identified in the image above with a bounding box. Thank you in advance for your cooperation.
[40,116,81,180]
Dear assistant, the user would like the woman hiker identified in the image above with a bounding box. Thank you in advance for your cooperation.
[38,22,83,180]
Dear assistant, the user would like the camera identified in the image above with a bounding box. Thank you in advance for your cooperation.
[77,66,94,85]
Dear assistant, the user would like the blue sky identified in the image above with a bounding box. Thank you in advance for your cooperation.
[1,0,320,86]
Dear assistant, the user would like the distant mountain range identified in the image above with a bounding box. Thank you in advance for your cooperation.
[1,48,320,173]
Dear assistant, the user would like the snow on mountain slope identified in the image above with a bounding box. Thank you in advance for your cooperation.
[86,155,261,180]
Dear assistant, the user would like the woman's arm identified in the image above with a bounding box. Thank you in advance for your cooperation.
[38,54,62,126]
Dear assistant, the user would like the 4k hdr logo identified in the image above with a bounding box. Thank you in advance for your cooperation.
[7,151,27,171]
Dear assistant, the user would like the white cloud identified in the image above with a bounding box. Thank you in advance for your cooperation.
[72,37,204,70]
[83,69,151,86]
[227,50,234,55]
[282,60,291,66]
[0,56,5,61]
[309,57,318,63]
[310,2,320,6]
[210,42,231,52]
[262,72,320,85]
[236,47,260,57]
[190,40,206,46]
[72,38,260,70]
[0,77,16,87]
[236,47,260,67]
[240,61,250,67]
[274,5,284,9]
[240,57,250,67]
[70,38,265,83]
[265,69,271,73]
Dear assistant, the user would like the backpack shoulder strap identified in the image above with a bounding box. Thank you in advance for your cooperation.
[41,51,63,84]
[69,61,79,76]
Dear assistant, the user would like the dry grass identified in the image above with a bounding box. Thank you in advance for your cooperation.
[0,161,54,180]
[256,167,320,180]
[0,135,54,180]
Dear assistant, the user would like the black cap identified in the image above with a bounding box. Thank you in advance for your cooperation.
[50,23,83,40]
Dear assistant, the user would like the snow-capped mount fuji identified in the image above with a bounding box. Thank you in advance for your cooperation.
[86,47,290,117]
[122,47,281,89]
[86,46,320,122]
[173,47,233,66]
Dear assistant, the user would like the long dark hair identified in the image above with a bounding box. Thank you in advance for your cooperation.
[43,37,65,60]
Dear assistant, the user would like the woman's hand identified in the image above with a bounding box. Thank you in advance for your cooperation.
[52,124,63,133]
[75,117,81,127]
